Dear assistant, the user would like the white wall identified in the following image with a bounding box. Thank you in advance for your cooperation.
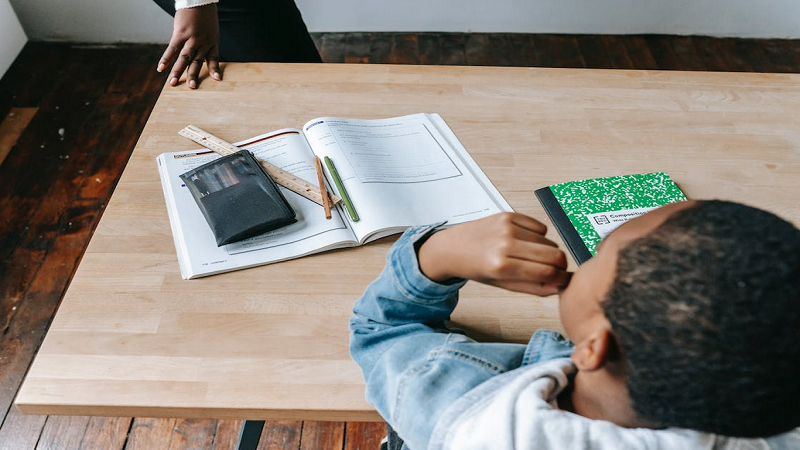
[0,0,28,79]
[9,0,172,43]
[8,0,800,43]
[299,0,800,38]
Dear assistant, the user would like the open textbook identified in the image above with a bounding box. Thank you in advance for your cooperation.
[157,113,512,279]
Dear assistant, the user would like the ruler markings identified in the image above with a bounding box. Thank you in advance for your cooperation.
[178,125,341,206]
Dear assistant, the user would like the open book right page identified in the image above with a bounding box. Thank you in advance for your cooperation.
[302,113,513,243]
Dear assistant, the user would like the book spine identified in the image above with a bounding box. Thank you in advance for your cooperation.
[534,187,593,265]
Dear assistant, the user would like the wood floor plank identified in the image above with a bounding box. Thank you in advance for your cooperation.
[0,201,103,421]
[465,34,539,67]
[0,408,46,450]
[434,33,467,66]
[473,34,515,66]
[78,417,132,450]
[718,39,756,72]
[469,34,506,66]
[344,33,372,64]
[760,39,800,73]
[0,60,164,425]
[386,34,419,65]
[530,35,584,68]
[124,418,177,450]
[621,36,659,70]
[670,36,709,71]
[299,421,345,450]
[0,46,120,263]
[689,37,738,72]
[464,34,491,65]
[502,34,537,67]
[0,45,165,449]
[0,107,38,166]
[486,33,529,66]
[315,33,346,63]
[211,420,245,450]
[35,415,90,450]
[0,43,69,120]
[0,90,115,333]
[600,35,636,69]
[0,244,44,335]
[417,34,444,66]
[256,420,302,450]
[105,45,164,95]
[343,422,385,450]
[527,35,562,67]
[167,419,217,450]
[367,34,393,65]
[736,38,780,72]
[574,35,613,69]
[0,181,111,415]
[643,35,685,70]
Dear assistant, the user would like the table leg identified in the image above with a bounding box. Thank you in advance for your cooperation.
[236,420,265,450]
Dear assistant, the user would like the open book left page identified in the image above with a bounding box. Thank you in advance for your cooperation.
[158,128,358,279]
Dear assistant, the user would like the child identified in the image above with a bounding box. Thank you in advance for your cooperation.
[350,200,800,449]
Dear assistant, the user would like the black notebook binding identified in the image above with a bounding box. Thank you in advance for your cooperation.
[535,186,593,265]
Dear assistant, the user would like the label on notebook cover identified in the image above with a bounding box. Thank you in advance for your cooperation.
[549,172,686,256]
[586,206,660,239]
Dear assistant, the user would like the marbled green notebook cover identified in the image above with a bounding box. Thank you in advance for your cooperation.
[536,172,686,264]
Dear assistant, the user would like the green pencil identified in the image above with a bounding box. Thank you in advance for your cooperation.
[324,156,359,222]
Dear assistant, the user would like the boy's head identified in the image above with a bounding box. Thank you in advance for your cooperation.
[559,200,800,437]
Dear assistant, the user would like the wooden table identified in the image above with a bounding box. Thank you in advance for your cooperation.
[16,64,800,422]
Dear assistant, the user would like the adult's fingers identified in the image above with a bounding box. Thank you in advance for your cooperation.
[207,47,221,81]
[186,57,205,89]
[169,44,197,86]
[157,44,181,73]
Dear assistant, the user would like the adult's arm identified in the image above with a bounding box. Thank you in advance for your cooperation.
[157,0,221,89]
[175,0,217,8]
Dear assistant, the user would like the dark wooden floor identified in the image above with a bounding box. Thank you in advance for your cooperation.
[0,33,798,450]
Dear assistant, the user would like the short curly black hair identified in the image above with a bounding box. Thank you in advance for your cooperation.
[602,200,800,437]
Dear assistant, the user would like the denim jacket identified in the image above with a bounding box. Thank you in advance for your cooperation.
[349,224,574,450]
[349,225,800,450]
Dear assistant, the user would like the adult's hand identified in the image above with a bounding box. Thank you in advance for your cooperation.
[157,4,221,89]
[418,212,571,296]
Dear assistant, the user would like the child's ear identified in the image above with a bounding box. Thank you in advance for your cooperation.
[571,328,618,371]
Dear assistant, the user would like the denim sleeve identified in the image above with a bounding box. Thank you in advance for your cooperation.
[349,224,531,450]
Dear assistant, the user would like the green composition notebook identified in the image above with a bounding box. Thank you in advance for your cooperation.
[535,172,687,265]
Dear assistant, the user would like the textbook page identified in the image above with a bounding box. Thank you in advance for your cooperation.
[158,129,356,279]
[302,113,512,243]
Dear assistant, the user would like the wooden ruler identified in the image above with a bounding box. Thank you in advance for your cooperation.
[179,125,340,206]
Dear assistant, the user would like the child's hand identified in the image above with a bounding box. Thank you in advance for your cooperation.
[418,213,570,296]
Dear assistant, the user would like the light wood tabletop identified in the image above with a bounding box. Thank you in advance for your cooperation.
[15,63,800,421]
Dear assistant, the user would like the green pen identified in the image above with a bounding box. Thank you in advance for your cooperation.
[324,156,359,222]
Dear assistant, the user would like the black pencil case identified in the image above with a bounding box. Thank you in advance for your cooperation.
[179,151,296,246]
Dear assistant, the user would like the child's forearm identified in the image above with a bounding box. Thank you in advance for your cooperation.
[350,224,465,372]
[418,213,571,296]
